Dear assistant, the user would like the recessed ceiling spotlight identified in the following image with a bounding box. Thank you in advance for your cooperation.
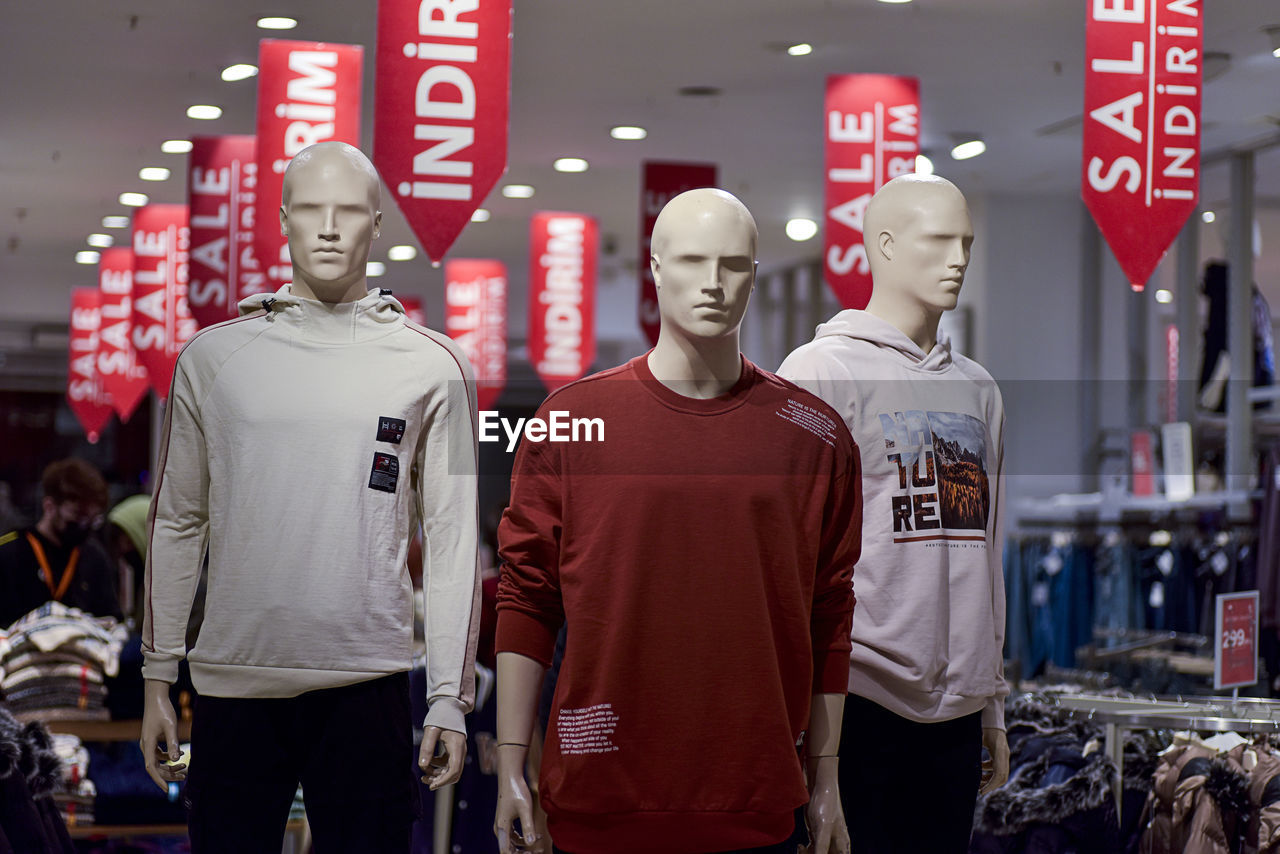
[950,137,986,160]
[87,234,114,248]
[102,215,130,229]
[187,105,223,120]
[366,261,387,277]
[387,245,417,261]
[471,209,491,222]
[221,63,259,82]
[161,139,193,154]
[119,192,149,207]
[915,154,935,175]
[554,158,589,173]
[257,16,297,30]
[878,0,913,4]
[610,126,647,141]
[139,167,171,182]
[502,184,535,199]
[1202,210,1216,223]
[787,43,813,56]
[785,218,819,242]
[1155,289,1174,304]
[76,251,101,265]
[1265,26,1280,58]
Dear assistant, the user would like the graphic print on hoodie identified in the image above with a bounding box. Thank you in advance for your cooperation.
[881,409,991,542]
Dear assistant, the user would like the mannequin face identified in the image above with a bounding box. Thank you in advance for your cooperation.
[279,147,381,296]
[877,186,973,313]
[651,194,757,341]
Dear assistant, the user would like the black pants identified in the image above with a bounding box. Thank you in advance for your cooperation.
[185,672,420,854]
[838,694,982,854]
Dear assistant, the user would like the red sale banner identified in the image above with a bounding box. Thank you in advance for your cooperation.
[1215,590,1259,690]
[824,74,920,310]
[444,260,507,411]
[255,39,363,291]
[529,212,597,392]
[375,0,513,262]
[96,248,149,421]
[68,288,114,443]
[1130,430,1155,496]
[188,136,265,327]
[398,294,428,326]
[1084,0,1201,291]
[131,205,195,398]
[639,162,718,346]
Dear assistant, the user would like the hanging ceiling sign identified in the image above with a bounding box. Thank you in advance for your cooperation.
[96,248,149,421]
[255,39,363,291]
[1083,0,1201,291]
[824,74,920,310]
[529,212,597,392]
[639,161,718,347]
[131,204,196,399]
[68,288,114,444]
[188,135,265,327]
[444,259,508,411]
[374,0,513,262]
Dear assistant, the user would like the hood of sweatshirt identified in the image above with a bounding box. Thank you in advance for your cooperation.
[813,309,954,374]
[237,284,407,345]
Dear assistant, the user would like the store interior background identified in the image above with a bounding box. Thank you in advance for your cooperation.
[2,0,1279,517]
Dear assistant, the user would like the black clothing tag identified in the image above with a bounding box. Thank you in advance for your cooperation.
[376,416,406,445]
[369,453,400,493]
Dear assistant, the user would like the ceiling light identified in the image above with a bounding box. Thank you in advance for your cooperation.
[950,138,986,160]
[161,139,193,154]
[1155,289,1174,304]
[119,192,149,207]
[502,184,535,199]
[102,215,130,229]
[785,218,819,242]
[257,16,297,30]
[187,105,222,120]
[915,154,935,175]
[471,208,491,222]
[76,251,101,265]
[878,0,913,4]
[1266,26,1280,57]
[787,43,813,56]
[366,261,387,277]
[87,234,114,248]
[1202,210,1216,223]
[139,167,171,182]
[387,245,417,261]
[221,63,259,82]
[553,158,589,173]
[610,126,647,141]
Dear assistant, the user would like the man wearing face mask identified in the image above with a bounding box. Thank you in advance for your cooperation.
[0,458,122,628]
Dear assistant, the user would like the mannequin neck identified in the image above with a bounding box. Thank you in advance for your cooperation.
[289,273,369,305]
[864,289,943,354]
[647,331,743,399]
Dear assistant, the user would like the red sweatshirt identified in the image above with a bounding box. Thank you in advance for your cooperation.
[497,354,861,854]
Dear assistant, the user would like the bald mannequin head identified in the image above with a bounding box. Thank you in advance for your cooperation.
[279,142,383,303]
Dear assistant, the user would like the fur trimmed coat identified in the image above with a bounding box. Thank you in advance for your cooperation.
[0,705,73,854]
[1138,739,1250,854]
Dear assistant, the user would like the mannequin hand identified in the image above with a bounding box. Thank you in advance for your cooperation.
[979,727,1010,795]
[140,678,185,792]
[420,726,466,789]
[802,756,850,854]
[495,746,539,854]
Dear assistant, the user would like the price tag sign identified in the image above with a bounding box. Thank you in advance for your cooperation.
[1214,590,1258,691]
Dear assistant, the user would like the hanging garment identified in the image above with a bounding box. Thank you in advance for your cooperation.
[1138,738,1250,854]
[0,704,74,853]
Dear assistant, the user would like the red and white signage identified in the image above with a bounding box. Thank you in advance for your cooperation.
[1083,0,1201,291]
[444,259,507,411]
[188,135,265,327]
[639,161,718,346]
[131,205,195,398]
[375,0,513,262]
[1130,430,1155,496]
[68,288,114,443]
[529,212,596,392]
[1215,590,1259,690]
[255,39,363,291]
[824,74,920,310]
[398,294,428,326]
[96,248,149,421]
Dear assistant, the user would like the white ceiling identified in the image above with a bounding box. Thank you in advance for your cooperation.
[2,0,1279,327]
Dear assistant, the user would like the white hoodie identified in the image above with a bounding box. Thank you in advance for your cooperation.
[141,285,481,734]
[779,309,1008,729]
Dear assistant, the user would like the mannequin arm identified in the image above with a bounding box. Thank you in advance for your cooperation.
[803,693,850,854]
[494,651,546,854]
[139,678,186,792]
[980,727,1010,794]
[420,727,467,790]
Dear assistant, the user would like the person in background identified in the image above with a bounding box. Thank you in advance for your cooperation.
[105,493,152,631]
[0,458,122,628]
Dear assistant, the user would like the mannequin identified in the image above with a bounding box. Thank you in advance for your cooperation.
[493,189,860,854]
[139,142,480,851]
[780,174,1010,854]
